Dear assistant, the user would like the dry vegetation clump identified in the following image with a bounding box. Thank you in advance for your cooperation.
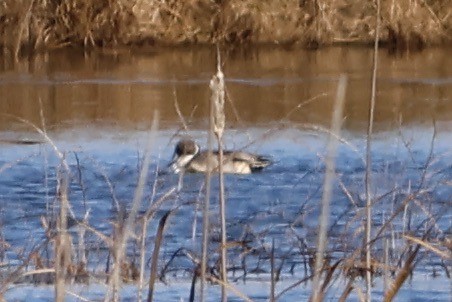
[381,0,451,50]
[1,0,137,53]
[1,0,450,55]
[132,0,218,44]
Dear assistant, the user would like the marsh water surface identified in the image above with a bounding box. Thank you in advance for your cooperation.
[0,47,451,301]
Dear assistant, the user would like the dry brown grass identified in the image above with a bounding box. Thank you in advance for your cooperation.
[1,0,450,56]
[1,0,137,52]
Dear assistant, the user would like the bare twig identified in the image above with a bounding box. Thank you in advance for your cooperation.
[14,0,35,61]
[207,275,253,302]
[200,66,215,302]
[311,74,347,302]
[364,0,380,299]
[104,111,159,302]
[173,83,189,132]
[404,235,451,259]
[270,239,276,302]
[139,182,176,301]
[383,245,420,302]
[147,211,173,302]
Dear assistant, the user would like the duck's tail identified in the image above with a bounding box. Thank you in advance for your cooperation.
[250,156,272,171]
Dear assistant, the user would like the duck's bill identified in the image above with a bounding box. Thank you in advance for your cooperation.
[168,154,194,174]
[169,162,181,174]
[168,158,180,174]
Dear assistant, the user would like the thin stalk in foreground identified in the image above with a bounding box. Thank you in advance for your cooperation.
[365,0,381,299]
[147,211,173,302]
[104,112,159,302]
[139,185,176,302]
[9,107,73,302]
[270,239,276,302]
[200,82,214,302]
[37,99,68,301]
[217,135,227,302]
[311,75,347,302]
[55,164,70,302]
[138,163,160,302]
[211,47,227,302]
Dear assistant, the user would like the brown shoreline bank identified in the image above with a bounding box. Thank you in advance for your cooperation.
[1,0,451,55]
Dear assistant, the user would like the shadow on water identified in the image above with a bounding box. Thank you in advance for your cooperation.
[0,46,451,300]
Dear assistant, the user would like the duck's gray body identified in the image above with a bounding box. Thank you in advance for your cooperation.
[169,139,271,174]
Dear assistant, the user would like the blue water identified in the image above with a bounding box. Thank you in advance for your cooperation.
[0,126,451,300]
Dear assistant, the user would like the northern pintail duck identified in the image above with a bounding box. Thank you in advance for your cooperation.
[169,139,271,174]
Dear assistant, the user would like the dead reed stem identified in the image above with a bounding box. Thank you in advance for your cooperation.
[1,119,80,282]
[270,239,276,302]
[338,278,354,302]
[147,211,172,302]
[211,46,227,302]
[311,74,347,302]
[104,111,159,302]
[139,183,176,301]
[364,0,381,299]
[189,267,197,302]
[207,276,253,302]
[276,273,317,300]
[5,109,74,301]
[173,84,189,132]
[384,238,390,293]
[404,235,451,259]
[14,0,34,61]
[383,245,420,302]
[200,79,214,302]
[55,163,71,302]
[38,99,51,216]
[191,183,205,241]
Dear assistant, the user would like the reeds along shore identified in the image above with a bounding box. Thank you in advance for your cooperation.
[1,0,451,54]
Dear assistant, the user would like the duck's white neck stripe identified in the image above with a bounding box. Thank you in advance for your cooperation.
[177,154,195,168]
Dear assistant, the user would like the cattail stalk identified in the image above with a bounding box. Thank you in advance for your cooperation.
[211,46,227,302]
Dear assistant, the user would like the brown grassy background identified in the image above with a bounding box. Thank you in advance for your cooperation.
[1,0,451,52]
